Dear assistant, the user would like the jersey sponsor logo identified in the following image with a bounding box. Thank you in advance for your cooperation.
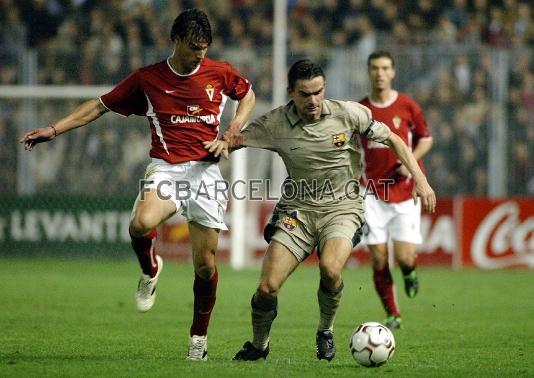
[332,133,346,147]
[171,112,217,125]
[281,212,297,231]
[187,105,203,116]
[392,115,402,129]
[168,105,217,124]
[205,83,215,101]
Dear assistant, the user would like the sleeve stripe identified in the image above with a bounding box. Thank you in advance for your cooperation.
[363,120,376,136]
[98,97,128,118]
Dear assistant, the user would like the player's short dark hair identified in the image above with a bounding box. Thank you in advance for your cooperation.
[287,60,325,90]
[170,8,212,45]
[367,51,395,67]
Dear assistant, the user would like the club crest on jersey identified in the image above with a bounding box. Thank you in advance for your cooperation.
[392,115,402,129]
[187,105,203,116]
[205,83,215,101]
[281,213,297,231]
[332,133,346,147]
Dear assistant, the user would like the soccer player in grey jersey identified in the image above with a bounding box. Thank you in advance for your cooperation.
[205,60,435,361]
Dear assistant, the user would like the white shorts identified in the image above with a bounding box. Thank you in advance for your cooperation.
[363,194,422,245]
[142,158,228,230]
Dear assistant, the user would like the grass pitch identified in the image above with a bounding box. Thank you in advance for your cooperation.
[1,258,533,377]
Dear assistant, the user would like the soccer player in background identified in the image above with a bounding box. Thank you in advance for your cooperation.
[20,8,255,360]
[359,51,433,330]
[205,59,435,361]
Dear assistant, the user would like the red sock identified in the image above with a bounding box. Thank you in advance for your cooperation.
[373,265,401,317]
[130,228,158,277]
[190,269,218,337]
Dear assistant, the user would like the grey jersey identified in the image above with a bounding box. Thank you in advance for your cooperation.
[242,99,391,210]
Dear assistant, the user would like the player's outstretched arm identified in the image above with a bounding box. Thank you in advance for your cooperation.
[397,137,433,177]
[223,89,255,148]
[19,98,109,151]
[385,133,436,213]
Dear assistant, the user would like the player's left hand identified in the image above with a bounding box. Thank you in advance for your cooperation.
[203,139,229,159]
[412,178,436,213]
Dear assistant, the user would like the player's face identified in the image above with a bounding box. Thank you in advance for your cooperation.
[288,76,326,122]
[174,37,209,73]
[368,57,395,91]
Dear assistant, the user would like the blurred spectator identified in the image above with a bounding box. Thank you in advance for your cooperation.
[20,0,62,47]
[483,5,511,47]
[0,6,27,52]
[454,53,471,94]
[445,0,469,30]
[463,86,490,139]
[435,14,458,45]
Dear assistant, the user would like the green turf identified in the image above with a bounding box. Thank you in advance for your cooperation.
[1,259,533,377]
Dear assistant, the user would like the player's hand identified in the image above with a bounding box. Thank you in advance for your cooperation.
[222,128,243,149]
[412,177,436,213]
[19,126,56,151]
[396,164,411,178]
[203,139,229,159]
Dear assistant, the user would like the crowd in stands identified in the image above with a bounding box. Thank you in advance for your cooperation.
[0,0,532,196]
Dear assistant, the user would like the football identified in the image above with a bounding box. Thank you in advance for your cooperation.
[349,322,396,367]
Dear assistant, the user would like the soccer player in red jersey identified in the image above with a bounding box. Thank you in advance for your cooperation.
[359,51,433,330]
[20,9,255,360]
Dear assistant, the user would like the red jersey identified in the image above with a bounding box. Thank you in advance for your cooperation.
[100,58,251,164]
[359,91,431,202]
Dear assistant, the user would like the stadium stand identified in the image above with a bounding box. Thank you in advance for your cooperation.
[1,0,532,196]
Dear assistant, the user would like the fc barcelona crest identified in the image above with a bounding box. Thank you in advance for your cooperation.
[282,214,297,231]
[332,133,346,147]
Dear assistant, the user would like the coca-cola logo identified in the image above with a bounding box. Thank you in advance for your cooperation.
[471,202,534,269]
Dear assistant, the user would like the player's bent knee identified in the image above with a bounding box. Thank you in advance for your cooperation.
[319,257,341,276]
[370,248,388,260]
[395,247,417,266]
[319,264,341,287]
[370,249,388,270]
[130,212,161,236]
[195,263,216,280]
[372,258,388,271]
[258,280,280,297]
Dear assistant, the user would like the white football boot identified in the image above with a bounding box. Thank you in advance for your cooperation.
[187,335,208,361]
[135,255,163,312]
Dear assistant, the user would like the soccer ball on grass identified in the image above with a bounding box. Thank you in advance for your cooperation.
[349,322,395,367]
